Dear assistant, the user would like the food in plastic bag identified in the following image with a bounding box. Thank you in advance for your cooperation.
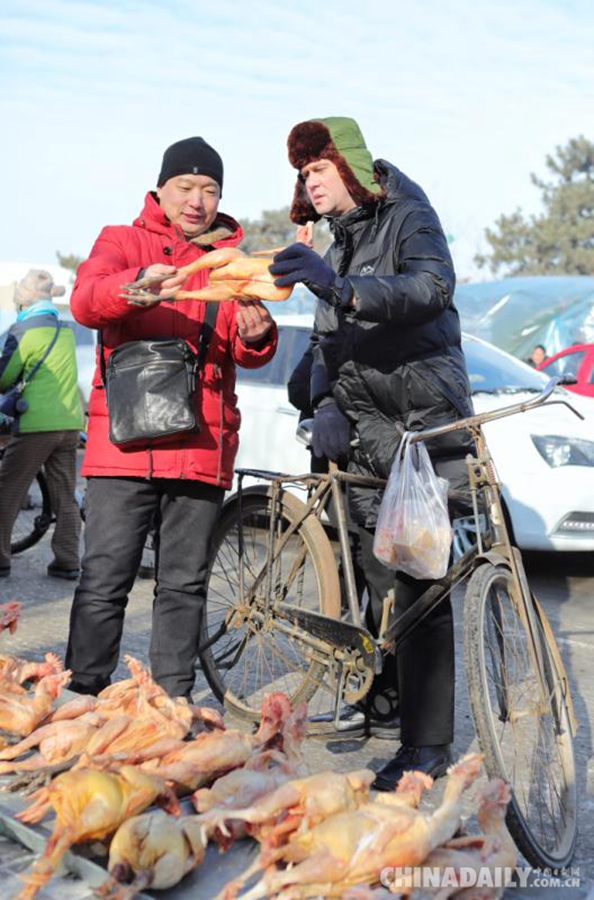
[373,437,452,579]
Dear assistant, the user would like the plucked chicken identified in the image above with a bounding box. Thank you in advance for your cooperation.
[0,651,63,694]
[221,753,483,900]
[0,712,105,773]
[13,764,179,900]
[0,601,20,634]
[0,670,71,736]
[124,692,296,794]
[405,779,516,900]
[209,769,376,900]
[121,247,293,304]
[96,811,207,900]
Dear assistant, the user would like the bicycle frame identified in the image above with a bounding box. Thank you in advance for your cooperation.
[232,376,581,723]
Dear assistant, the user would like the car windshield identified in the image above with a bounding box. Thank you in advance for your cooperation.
[462,336,548,394]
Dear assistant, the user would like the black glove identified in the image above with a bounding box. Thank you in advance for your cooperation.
[312,399,352,461]
[270,243,352,307]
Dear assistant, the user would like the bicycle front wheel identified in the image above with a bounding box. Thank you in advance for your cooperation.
[464,562,577,868]
[200,489,341,723]
[11,469,52,554]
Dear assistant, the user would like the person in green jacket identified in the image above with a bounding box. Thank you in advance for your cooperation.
[0,269,84,579]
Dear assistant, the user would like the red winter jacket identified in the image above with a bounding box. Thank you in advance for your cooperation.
[71,193,277,489]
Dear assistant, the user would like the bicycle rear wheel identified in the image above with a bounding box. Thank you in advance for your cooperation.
[200,488,341,722]
[11,469,52,554]
[464,561,577,868]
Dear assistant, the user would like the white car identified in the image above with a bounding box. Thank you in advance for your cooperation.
[235,316,594,553]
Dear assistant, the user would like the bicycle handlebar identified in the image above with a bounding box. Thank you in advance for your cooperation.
[296,376,583,453]
[406,375,583,445]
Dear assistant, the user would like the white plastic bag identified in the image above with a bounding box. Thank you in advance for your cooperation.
[373,437,452,579]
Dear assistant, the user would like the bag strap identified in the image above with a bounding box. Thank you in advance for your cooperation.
[196,301,218,370]
[98,301,219,385]
[21,321,62,390]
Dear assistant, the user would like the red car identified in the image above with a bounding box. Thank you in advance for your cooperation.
[537,343,594,397]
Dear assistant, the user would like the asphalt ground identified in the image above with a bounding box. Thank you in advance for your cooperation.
[1,476,593,898]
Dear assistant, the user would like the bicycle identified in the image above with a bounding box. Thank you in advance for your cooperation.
[199,375,580,869]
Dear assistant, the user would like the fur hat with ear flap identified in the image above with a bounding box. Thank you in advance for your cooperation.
[287,117,384,224]
[14,269,66,309]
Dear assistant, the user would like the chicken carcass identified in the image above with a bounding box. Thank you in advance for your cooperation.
[14,764,179,900]
[0,601,20,634]
[0,651,63,694]
[0,711,105,773]
[121,247,293,304]
[406,779,517,900]
[129,692,296,794]
[0,670,70,736]
[224,754,483,900]
[210,769,375,900]
[96,811,206,900]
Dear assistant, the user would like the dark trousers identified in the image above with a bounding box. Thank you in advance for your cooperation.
[65,476,224,697]
[0,431,80,570]
[357,527,454,746]
[354,452,470,747]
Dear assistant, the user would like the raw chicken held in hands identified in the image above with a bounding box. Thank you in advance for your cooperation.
[121,247,293,304]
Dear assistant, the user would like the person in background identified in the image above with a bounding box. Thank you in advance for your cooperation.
[0,270,83,579]
[270,117,474,789]
[526,344,547,367]
[65,136,277,701]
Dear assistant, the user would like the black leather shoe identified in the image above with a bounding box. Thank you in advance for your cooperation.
[47,562,80,581]
[0,566,10,578]
[372,743,452,791]
[67,680,109,696]
[309,704,401,740]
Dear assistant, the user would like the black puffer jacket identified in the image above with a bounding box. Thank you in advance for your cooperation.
[303,159,474,526]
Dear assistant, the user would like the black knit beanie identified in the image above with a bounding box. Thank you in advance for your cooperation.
[157,137,224,193]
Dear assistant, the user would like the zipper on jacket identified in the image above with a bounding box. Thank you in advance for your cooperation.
[147,448,153,479]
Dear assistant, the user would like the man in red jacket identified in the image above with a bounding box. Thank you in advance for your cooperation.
[66,136,277,699]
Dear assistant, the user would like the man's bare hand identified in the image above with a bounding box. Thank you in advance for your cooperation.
[236,300,273,344]
[125,265,187,307]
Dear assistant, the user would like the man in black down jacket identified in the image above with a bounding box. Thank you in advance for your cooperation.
[270,117,474,790]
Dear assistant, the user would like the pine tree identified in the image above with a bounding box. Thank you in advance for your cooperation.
[475,136,594,276]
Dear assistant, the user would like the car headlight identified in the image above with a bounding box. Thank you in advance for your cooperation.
[532,434,594,468]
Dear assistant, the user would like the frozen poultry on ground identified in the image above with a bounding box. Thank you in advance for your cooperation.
[221,754,484,900]
[1,658,214,788]
[121,247,293,305]
[13,764,179,900]
[0,711,105,772]
[0,601,20,634]
[194,704,308,845]
[405,779,516,900]
[0,652,63,694]
[193,700,307,811]
[0,670,70,736]
[210,769,376,900]
[96,810,207,900]
[126,692,296,795]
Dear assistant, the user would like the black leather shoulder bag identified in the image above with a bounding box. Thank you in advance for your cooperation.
[100,303,218,447]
